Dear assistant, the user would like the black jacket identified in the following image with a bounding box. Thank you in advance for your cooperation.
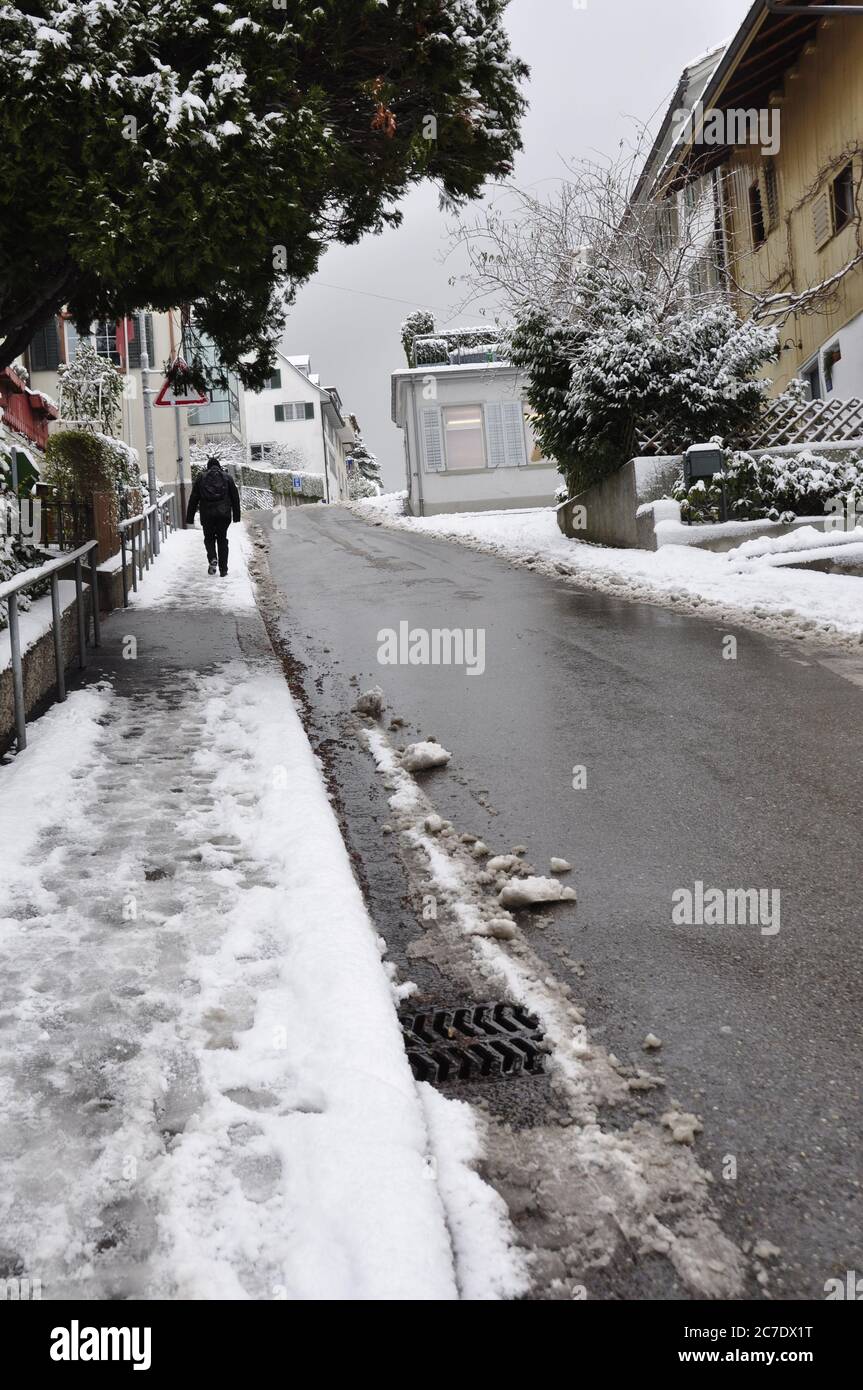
[187,465,241,526]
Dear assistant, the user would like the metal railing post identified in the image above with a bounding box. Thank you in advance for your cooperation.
[74,557,87,667]
[89,548,101,648]
[121,530,129,607]
[51,573,66,703]
[8,593,27,751]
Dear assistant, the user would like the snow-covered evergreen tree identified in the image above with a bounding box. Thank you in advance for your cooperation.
[510,271,778,497]
[0,2,527,387]
[349,438,381,489]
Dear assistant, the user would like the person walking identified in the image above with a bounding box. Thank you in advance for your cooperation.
[186,456,241,576]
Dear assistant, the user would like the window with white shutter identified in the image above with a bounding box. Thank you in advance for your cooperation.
[421,406,445,472]
[502,401,527,467]
[813,191,833,251]
[485,402,526,467]
[484,402,506,468]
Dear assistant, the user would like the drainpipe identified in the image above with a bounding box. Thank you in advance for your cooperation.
[167,311,188,526]
[409,377,425,518]
[320,404,331,503]
[137,310,159,555]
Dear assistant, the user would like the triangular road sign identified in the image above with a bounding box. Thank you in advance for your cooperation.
[153,372,207,407]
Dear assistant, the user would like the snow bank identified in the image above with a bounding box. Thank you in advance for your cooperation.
[356,499,863,645]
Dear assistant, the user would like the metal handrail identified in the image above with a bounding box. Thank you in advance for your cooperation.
[3,489,179,754]
[2,538,100,753]
[0,538,98,602]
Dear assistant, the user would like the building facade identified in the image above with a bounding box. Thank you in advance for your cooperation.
[244,351,354,502]
[392,356,561,517]
[639,1,863,403]
[25,310,246,492]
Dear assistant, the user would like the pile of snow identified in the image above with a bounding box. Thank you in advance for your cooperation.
[498,876,577,909]
[401,741,452,772]
[353,686,385,718]
[728,524,863,562]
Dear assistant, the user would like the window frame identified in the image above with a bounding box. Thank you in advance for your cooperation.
[441,403,488,472]
[748,180,766,248]
[832,163,856,236]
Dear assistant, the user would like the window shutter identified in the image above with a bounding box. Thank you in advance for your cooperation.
[304,401,314,420]
[485,402,526,467]
[484,403,506,468]
[502,401,527,467]
[422,406,445,471]
[813,192,833,251]
[28,318,62,372]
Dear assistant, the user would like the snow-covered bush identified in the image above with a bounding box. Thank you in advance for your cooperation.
[401,311,436,366]
[42,430,143,540]
[57,343,125,436]
[348,473,379,500]
[672,447,863,524]
[240,465,325,502]
[510,273,778,498]
[413,337,451,366]
[0,444,48,631]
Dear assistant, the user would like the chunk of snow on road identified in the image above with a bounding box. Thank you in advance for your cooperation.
[643,1033,663,1051]
[353,685,385,718]
[498,876,577,909]
[549,858,572,874]
[401,741,452,772]
[487,854,520,874]
[662,1111,704,1144]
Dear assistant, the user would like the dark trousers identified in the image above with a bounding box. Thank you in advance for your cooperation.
[202,516,230,573]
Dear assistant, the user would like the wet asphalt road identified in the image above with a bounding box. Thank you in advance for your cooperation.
[255,504,863,1299]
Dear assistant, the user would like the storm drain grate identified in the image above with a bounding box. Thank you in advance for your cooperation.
[400,1002,548,1083]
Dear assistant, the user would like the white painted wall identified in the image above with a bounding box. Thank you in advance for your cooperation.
[393,364,562,516]
[817,309,863,400]
[244,358,324,472]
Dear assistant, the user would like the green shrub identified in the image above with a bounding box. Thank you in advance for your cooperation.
[672,448,863,523]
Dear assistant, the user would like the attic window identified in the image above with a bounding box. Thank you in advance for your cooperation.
[749,181,766,248]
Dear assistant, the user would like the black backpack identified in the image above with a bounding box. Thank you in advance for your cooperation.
[200,466,231,518]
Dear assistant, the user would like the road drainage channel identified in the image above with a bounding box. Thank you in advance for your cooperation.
[401,1002,549,1084]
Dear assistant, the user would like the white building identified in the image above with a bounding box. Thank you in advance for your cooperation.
[391,354,561,517]
[244,351,354,502]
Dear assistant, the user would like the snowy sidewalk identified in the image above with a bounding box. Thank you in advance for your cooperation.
[0,526,521,1300]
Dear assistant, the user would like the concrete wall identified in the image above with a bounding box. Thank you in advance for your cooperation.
[557,456,682,548]
[0,584,92,753]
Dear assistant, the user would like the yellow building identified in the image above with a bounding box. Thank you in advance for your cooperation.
[643,0,863,402]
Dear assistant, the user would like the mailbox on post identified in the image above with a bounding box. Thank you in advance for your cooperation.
[684,444,728,523]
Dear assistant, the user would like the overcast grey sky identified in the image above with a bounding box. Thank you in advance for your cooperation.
[283,0,752,490]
